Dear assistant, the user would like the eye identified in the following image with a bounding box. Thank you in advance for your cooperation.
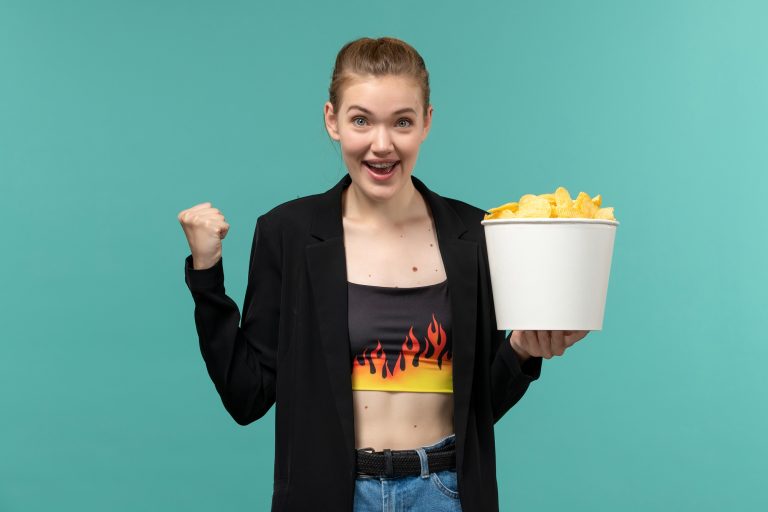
[352,116,367,127]
[396,118,413,128]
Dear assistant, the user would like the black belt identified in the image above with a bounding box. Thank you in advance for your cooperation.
[355,444,456,478]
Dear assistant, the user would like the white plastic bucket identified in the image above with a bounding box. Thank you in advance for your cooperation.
[481,218,619,330]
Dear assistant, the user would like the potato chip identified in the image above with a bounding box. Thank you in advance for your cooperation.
[554,187,572,207]
[539,193,557,205]
[484,187,616,221]
[487,201,518,214]
[575,192,598,218]
[594,207,615,220]
[517,196,552,218]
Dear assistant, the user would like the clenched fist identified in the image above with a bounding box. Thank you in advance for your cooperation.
[178,202,230,270]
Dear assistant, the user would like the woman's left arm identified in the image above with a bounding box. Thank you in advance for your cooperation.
[489,330,591,423]
[489,329,542,423]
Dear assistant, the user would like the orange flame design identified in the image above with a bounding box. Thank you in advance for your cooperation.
[351,313,453,392]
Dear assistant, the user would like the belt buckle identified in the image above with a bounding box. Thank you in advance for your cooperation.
[355,447,378,477]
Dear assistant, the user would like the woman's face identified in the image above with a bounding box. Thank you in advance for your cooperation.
[324,74,433,203]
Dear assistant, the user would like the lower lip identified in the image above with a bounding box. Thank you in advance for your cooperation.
[364,161,400,181]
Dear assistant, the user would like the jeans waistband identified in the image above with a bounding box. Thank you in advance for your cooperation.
[356,433,456,455]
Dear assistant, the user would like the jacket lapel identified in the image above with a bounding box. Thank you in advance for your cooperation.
[305,173,478,455]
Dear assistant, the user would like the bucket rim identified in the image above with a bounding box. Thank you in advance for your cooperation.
[481,218,619,226]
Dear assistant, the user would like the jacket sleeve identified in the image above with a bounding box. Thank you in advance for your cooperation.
[478,215,543,424]
[183,214,282,426]
[490,329,542,424]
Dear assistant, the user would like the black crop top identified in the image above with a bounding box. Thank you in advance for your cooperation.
[348,279,453,393]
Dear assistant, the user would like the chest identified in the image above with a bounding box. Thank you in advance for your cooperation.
[342,218,447,287]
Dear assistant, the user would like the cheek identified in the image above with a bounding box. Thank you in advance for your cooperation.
[340,133,369,157]
[397,136,423,158]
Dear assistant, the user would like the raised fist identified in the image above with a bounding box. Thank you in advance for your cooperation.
[178,202,230,270]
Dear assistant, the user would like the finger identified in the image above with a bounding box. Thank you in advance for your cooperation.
[523,330,540,357]
[180,206,216,224]
[196,207,221,219]
[512,330,528,354]
[181,203,213,219]
[564,330,588,347]
[551,330,566,356]
[537,330,553,358]
[206,217,229,235]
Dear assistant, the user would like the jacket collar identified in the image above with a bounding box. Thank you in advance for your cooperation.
[309,173,468,241]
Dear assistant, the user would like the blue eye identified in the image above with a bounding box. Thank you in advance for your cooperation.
[397,118,413,128]
[352,117,367,126]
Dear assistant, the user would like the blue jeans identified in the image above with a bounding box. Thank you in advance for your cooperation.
[353,433,462,512]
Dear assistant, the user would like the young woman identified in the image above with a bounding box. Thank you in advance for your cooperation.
[179,37,589,512]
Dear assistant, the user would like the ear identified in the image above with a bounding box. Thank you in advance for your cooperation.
[324,101,340,141]
[421,104,434,143]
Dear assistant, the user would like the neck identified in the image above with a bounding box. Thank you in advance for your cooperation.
[342,177,423,228]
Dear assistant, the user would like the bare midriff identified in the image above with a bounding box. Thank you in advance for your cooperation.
[352,389,454,450]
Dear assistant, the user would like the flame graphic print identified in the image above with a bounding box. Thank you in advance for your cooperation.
[351,313,453,393]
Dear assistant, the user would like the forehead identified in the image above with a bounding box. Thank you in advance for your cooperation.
[340,74,422,113]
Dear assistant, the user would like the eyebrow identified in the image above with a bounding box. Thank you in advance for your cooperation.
[346,105,417,115]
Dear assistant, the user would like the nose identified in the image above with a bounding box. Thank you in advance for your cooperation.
[371,125,394,153]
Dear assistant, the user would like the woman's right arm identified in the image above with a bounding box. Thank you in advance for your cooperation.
[182,211,282,426]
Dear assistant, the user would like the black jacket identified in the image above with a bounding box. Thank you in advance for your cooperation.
[183,173,542,511]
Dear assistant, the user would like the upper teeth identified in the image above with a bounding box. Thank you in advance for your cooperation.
[368,162,395,168]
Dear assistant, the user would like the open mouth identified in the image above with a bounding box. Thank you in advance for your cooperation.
[363,160,400,175]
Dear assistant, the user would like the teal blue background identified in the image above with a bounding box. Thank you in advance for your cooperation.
[1,0,766,510]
